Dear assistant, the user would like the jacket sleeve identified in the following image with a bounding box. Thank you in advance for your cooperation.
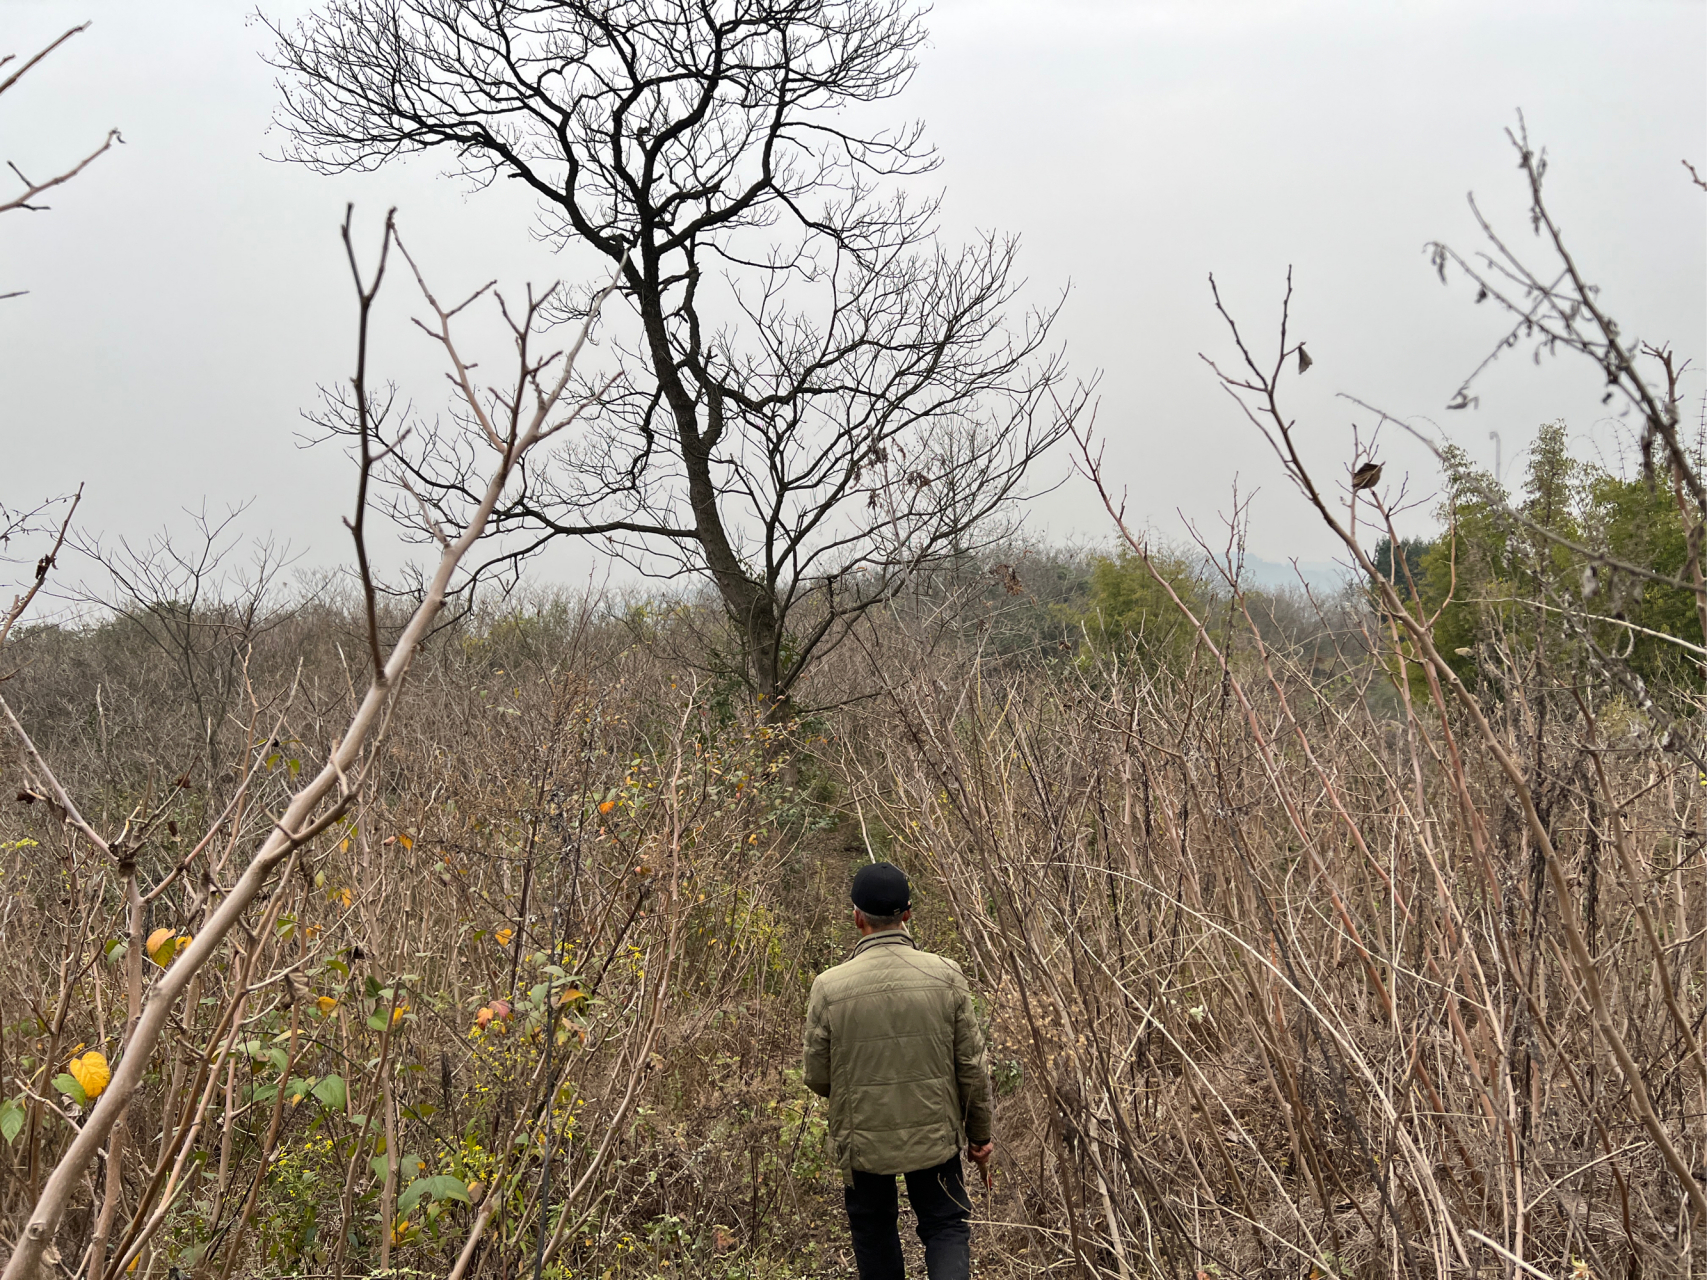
[803,977,832,1098]
[952,975,993,1144]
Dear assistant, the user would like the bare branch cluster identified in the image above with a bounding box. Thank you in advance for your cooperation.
[268,0,1083,714]
[0,214,623,1280]
[1,24,121,299]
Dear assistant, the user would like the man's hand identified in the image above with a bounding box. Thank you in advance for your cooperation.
[967,1140,993,1189]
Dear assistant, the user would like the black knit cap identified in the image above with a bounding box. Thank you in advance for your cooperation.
[851,861,910,915]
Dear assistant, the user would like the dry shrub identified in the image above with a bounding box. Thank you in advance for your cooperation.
[8,558,1707,1280]
[850,594,1706,1278]
[0,601,852,1279]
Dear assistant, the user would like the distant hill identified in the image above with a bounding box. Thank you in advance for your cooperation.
[1225,553,1351,593]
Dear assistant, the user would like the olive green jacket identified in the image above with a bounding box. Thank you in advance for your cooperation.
[803,930,993,1183]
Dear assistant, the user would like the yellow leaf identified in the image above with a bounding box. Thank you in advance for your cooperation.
[69,1051,111,1100]
[145,928,177,966]
[397,833,413,850]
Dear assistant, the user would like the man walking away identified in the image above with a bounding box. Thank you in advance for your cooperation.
[803,862,993,1280]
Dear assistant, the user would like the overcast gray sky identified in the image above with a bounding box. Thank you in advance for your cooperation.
[3,0,1703,589]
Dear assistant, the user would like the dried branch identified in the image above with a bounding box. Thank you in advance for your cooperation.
[0,221,625,1280]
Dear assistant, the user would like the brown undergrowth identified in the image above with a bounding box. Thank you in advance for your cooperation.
[0,603,862,1279]
[8,10,1703,1274]
[3,572,1707,1280]
[846,597,1707,1278]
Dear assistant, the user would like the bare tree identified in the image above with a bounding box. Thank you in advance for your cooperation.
[68,506,302,791]
[268,0,1081,718]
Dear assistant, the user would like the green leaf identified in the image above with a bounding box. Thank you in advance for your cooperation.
[369,1153,392,1183]
[0,1098,25,1143]
[365,1014,387,1032]
[53,1074,88,1108]
[311,1074,347,1112]
[397,1175,469,1217]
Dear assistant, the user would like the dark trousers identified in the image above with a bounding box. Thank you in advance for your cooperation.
[844,1155,973,1280]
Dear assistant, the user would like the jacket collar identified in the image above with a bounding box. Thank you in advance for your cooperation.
[852,929,916,958]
